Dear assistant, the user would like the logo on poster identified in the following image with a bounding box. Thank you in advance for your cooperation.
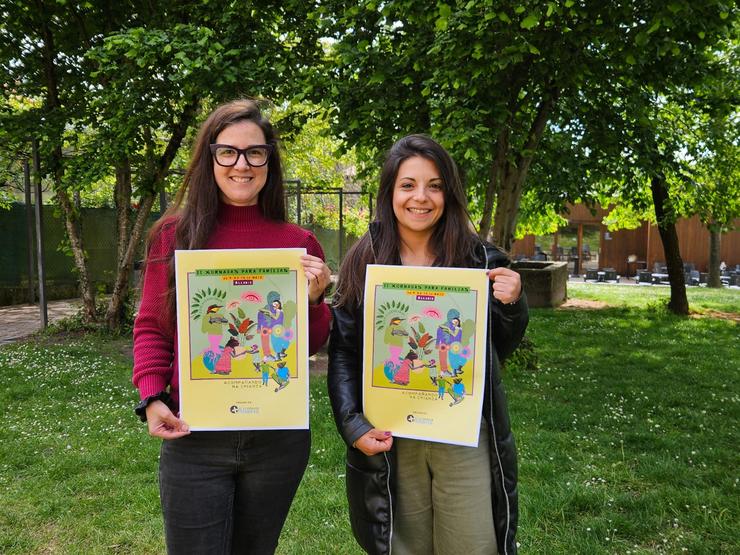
[229,405,259,414]
[407,414,433,425]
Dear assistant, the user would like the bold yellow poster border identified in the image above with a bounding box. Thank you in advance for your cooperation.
[176,248,308,430]
[363,265,489,446]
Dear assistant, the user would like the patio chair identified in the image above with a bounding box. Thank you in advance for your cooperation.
[584,269,599,282]
[603,268,619,282]
[637,270,653,284]
[581,244,592,261]
[685,270,700,286]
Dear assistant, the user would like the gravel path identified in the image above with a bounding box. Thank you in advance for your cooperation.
[0,299,80,345]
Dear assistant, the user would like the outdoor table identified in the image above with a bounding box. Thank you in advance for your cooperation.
[652,273,669,284]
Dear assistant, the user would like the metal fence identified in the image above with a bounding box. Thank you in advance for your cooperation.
[285,182,372,270]
[0,185,372,305]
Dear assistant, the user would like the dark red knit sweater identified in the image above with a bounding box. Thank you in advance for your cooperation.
[132,203,332,407]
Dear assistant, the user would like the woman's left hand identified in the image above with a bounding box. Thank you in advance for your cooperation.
[487,267,522,305]
[301,254,331,305]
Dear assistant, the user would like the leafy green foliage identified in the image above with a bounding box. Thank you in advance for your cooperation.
[318,0,736,250]
[0,0,327,329]
[277,103,373,236]
[504,334,538,373]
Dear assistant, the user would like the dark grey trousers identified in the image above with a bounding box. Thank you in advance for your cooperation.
[158,429,310,555]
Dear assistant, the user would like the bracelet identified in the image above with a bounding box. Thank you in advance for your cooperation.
[134,391,171,422]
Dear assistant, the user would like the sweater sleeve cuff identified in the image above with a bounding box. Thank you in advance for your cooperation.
[136,374,170,400]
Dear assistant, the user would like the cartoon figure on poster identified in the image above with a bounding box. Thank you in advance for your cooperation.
[373,295,476,406]
[212,338,244,375]
[378,302,409,368]
[188,282,296,391]
[436,308,474,378]
[257,291,295,362]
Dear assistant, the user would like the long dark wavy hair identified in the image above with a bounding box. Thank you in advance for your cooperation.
[144,99,286,325]
[334,134,479,308]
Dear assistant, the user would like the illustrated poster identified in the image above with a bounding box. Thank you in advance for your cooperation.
[363,265,489,446]
[175,248,308,430]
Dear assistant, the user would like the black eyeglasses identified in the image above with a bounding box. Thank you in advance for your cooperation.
[210,144,273,167]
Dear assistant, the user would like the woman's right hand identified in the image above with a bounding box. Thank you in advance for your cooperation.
[353,428,393,456]
[146,400,190,440]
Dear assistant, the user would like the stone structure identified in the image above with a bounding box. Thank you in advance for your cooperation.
[511,261,568,308]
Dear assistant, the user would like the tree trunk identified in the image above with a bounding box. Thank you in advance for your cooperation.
[105,158,133,329]
[56,187,97,320]
[478,124,510,240]
[37,1,97,321]
[491,165,522,251]
[104,97,201,331]
[105,192,156,331]
[114,158,132,271]
[488,86,559,250]
[650,174,689,315]
[707,225,722,288]
[477,63,533,241]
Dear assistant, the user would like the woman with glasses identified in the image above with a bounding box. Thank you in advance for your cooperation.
[132,99,331,554]
[328,135,528,554]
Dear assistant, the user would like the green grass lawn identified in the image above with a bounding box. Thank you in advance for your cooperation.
[567,281,740,313]
[0,286,737,554]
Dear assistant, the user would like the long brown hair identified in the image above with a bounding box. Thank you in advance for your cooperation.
[334,134,479,308]
[144,99,286,324]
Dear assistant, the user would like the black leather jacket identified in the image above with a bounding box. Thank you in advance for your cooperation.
[328,241,529,555]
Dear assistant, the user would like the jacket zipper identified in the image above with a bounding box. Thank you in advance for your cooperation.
[384,451,393,554]
[488,300,511,555]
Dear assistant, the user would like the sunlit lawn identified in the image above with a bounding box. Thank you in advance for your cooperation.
[0,284,737,553]
[567,281,740,313]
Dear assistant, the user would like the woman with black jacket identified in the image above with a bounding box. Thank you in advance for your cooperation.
[328,135,529,554]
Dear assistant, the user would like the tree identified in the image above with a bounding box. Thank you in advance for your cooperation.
[278,103,371,237]
[320,0,735,260]
[679,35,740,287]
[92,1,325,330]
[554,9,737,313]
[0,0,136,320]
[690,125,740,288]
[1,0,325,330]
